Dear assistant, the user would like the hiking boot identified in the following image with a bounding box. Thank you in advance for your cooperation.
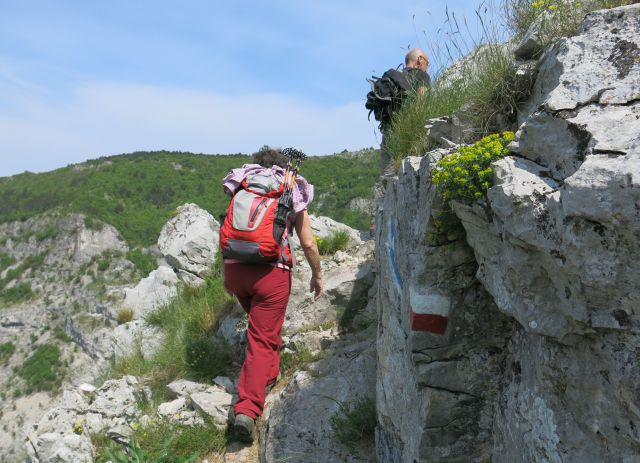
[234,413,255,443]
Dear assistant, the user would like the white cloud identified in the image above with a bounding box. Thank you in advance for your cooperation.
[0,82,381,176]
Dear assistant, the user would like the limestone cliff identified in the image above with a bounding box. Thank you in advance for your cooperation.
[375,4,640,462]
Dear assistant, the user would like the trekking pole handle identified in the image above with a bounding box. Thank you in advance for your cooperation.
[283,147,307,162]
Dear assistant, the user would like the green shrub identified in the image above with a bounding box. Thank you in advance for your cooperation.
[116,308,135,324]
[97,258,110,272]
[184,336,232,381]
[18,344,63,394]
[432,132,514,202]
[0,282,35,304]
[315,230,350,255]
[330,396,376,454]
[0,342,16,363]
[127,248,157,277]
[34,226,59,242]
[505,0,631,45]
[84,216,104,231]
[53,326,73,342]
[24,253,45,270]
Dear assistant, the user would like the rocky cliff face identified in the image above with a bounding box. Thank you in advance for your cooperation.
[375,4,640,462]
[0,200,376,462]
[0,213,135,461]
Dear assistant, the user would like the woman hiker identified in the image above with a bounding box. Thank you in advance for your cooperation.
[220,146,323,443]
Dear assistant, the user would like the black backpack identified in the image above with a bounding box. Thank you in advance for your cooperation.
[365,69,412,129]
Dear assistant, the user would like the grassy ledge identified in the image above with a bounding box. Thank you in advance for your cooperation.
[385,0,632,166]
[95,257,237,460]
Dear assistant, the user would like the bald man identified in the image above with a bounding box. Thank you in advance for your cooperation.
[377,48,431,174]
[404,48,431,96]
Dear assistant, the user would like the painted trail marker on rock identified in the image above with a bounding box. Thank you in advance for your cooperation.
[386,217,403,291]
[409,286,450,335]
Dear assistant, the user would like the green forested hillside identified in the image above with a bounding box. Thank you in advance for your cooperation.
[0,149,379,246]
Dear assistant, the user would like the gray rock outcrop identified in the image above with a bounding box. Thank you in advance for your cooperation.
[514,12,550,59]
[118,265,178,319]
[28,433,94,463]
[261,340,376,463]
[25,376,148,462]
[284,237,374,335]
[110,319,164,361]
[157,203,219,285]
[289,215,362,252]
[375,155,515,462]
[455,5,640,462]
[155,380,235,427]
[375,4,640,462]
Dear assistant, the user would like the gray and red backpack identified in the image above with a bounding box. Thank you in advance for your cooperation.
[219,172,294,266]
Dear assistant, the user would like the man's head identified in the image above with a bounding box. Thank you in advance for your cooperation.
[252,145,288,168]
[405,48,429,72]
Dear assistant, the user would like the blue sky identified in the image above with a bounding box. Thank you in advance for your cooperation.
[0,0,501,177]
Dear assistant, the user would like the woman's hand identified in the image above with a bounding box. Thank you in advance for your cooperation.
[310,275,323,300]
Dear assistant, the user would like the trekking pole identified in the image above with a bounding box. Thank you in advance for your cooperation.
[282,148,306,194]
[273,148,307,243]
[282,154,294,194]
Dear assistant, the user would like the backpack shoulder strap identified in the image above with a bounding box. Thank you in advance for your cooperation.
[240,179,283,198]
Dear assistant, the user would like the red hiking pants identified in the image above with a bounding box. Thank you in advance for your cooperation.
[223,262,292,419]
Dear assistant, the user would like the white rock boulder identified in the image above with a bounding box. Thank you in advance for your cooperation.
[158,203,220,283]
[119,265,178,319]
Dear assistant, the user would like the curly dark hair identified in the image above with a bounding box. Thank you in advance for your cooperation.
[252,145,288,168]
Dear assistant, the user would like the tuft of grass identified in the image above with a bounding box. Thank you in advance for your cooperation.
[330,396,377,454]
[95,418,226,463]
[184,335,233,382]
[385,0,622,165]
[315,230,350,255]
[97,257,111,272]
[116,308,135,325]
[0,253,46,292]
[280,346,325,375]
[17,344,64,394]
[98,256,235,460]
[113,257,235,399]
[505,0,632,46]
[0,342,16,363]
[0,253,16,273]
[0,282,35,305]
[386,42,525,165]
[127,248,157,277]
